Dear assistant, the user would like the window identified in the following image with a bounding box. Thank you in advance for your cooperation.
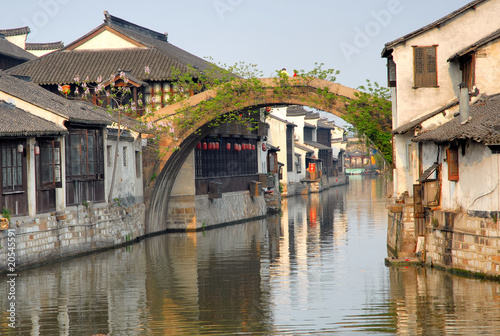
[135,151,141,178]
[107,145,112,167]
[39,140,62,189]
[195,137,258,178]
[460,54,475,90]
[387,56,397,87]
[295,154,302,173]
[123,146,127,166]
[65,129,104,180]
[286,126,294,171]
[447,147,459,181]
[413,46,438,88]
[406,144,413,175]
[1,141,24,193]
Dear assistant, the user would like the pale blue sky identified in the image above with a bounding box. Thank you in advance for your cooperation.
[3,1,473,89]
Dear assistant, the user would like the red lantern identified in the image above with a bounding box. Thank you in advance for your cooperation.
[242,143,246,150]
[215,142,220,150]
[202,142,207,150]
[208,142,212,150]
[252,144,256,150]
[226,143,231,150]
[196,143,201,149]
[236,144,241,151]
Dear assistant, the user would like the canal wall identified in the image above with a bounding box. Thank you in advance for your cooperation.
[283,175,348,197]
[386,199,500,279]
[0,202,145,272]
[386,196,417,257]
[165,191,267,231]
[426,210,500,278]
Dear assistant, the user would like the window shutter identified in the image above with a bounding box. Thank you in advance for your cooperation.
[414,46,438,88]
[447,147,459,181]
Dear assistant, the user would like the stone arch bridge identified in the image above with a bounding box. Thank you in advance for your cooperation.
[145,77,358,234]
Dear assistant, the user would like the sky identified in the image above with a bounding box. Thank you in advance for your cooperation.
[3,0,473,90]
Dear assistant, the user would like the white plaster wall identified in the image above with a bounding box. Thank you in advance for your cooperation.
[391,0,500,127]
[474,40,500,95]
[5,35,26,49]
[27,49,58,57]
[170,150,195,196]
[106,137,144,204]
[74,30,140,50]
[441,141,500,212]
[393,133,416,196]
[267,112,297,186]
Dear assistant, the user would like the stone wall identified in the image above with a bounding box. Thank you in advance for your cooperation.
[0,202,145,272]
[386,196,418,257]
[165,191,267,231]
[426,210,500,278]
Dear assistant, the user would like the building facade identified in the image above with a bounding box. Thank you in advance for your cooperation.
[383,0,500,277]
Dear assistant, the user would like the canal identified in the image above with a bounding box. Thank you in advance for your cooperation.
[3,175,500,335]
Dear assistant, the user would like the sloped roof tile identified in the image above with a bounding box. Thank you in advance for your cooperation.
[413,94,500,144]
[0,71,111,125]
[0,100,67,137]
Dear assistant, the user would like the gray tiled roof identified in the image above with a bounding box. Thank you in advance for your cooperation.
[25,41,64,51]
[0,27,30,37]
[393,99,459,135]
[270,114,296,126]
[318,119,335,129]
[286,105,308,116]
[0,71,111,125]
[0,36,36,62]
[0,100,67,137]
[8,12,212,84]
[413,94,500,144]
[304,111,320,120]
[294,141,314,153]
[304,140,331,150]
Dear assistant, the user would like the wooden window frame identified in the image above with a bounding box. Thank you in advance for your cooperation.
[195,137,258,178]
[460,54,476,90]
[39,139,62,189]
[447,147,459,181]
[1,140,25,194]
[65,128,104,181]
[413,45,438,88]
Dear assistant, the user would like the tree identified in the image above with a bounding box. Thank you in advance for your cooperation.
[341,80,393,167]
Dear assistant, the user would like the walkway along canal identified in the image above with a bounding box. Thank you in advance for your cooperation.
[2,175,500,334]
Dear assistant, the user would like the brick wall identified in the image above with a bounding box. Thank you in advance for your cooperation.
[0,202,145,272]
[426,211,500,278]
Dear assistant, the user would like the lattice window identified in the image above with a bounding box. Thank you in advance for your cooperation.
[413,46,438,88]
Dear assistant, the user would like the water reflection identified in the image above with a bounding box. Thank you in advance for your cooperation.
[3,176,500,335]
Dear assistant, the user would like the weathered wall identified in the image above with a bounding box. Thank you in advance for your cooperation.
[426,210,500,278]
[165,191,267,231]
[0,202,145,272]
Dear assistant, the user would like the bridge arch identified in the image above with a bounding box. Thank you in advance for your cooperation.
[145,77,358,234]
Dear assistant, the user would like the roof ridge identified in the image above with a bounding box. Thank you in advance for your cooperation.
[25,41,64,50]
[104,11,168,43]
[0,26,30,37]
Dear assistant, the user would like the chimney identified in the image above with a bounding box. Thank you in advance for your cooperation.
[459,82,470,124]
